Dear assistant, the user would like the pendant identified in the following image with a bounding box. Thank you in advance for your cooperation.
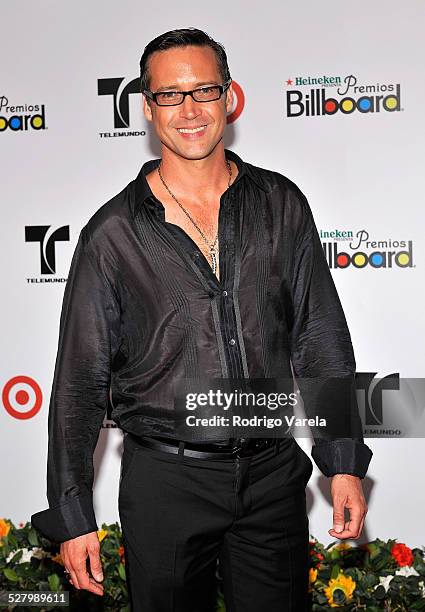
[210,246,217,274]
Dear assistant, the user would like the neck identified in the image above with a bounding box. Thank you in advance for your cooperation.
[159,144,231,203]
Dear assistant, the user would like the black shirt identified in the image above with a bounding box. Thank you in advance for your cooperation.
[31,149,373,543]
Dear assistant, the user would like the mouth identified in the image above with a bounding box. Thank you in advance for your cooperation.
[176,125,208,136]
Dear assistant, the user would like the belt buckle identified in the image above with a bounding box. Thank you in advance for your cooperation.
[232,438,252,458]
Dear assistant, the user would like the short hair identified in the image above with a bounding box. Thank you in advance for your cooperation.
[139,27,231,93]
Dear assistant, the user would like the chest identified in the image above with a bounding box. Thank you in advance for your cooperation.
[164,201,221,281]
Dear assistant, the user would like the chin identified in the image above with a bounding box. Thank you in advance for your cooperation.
[168,139,223,161]
[180,150,214,161]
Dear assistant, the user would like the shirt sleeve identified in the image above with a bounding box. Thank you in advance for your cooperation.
[288,189,373,478]
[31,227,120,542]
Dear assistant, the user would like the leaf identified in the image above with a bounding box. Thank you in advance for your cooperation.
[48,573,60,591]
[14,564,29,577]
[215,598,226,612]
[28,529,39,547]
[7,549,23,564]
[368,543,380,560]
[374,584,386,599]
[7,530,18,544]
[118,563,126,581]
[330,564,340,579]
[4,567,19,581]
[316,592,328,604]
[362,572,378,588]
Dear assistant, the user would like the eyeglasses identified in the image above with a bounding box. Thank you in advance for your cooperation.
[143,80,232,106]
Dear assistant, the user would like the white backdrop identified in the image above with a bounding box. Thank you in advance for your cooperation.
[1,0,424,547]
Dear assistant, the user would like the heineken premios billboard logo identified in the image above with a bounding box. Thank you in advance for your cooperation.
[285,74,402,118]
[0,95,47,133]
[320,229,414,269]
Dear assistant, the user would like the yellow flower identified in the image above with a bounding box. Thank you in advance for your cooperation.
[97,529,108,543]
[324,573,356,607]
[333,543,351,551]
[308,568,318,592]
[0,519,11,539]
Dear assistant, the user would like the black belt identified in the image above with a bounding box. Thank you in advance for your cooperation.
[128,434,279,460]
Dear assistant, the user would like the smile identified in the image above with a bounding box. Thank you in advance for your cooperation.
[176,125,207,134]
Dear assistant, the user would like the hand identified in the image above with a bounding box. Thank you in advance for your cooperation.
[60,531,104,596]
[328,474,368,540]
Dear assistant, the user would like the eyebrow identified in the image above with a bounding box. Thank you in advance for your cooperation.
[155,80,220,92]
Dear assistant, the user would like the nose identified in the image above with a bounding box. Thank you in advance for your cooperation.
[179,93,202,120]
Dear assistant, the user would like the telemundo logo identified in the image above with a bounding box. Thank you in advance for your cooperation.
[0,96,47,132]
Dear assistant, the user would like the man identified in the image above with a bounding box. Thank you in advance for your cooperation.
[31,28,373,611]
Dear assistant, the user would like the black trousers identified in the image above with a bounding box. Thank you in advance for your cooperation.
[118,434,313,612]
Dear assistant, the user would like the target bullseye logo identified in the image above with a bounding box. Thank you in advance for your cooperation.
[227,81,245,124]
[2,376,42,419]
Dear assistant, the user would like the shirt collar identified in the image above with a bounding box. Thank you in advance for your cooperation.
[132,148,267,218]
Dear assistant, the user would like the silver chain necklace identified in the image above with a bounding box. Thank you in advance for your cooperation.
[157,159,232,276]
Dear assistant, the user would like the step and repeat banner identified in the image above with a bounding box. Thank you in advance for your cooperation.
[1,1,424,546]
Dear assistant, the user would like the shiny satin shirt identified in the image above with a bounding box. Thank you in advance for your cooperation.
[31,149,373,542]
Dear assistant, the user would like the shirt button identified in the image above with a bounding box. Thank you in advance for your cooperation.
[222,290,228,297]
[193,251,200,258]
[229,338,236,346]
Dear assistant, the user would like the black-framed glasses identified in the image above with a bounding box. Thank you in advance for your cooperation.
[143,79,232,106]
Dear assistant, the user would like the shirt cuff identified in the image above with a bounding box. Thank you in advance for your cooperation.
[31,492,98,543]
[311,438,373,478]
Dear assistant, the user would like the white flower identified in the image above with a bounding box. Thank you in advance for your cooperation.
[375,574,394,592]
[395,566,419,578]
[418,580,425,598]
[375,566,421,594]
[32,547,49,559]
[6,547,49,564]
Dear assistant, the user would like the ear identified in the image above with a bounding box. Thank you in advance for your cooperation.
[225,82,234,114]
[142,94,153,122]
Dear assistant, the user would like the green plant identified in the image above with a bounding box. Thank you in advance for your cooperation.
[1,518,425,611]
